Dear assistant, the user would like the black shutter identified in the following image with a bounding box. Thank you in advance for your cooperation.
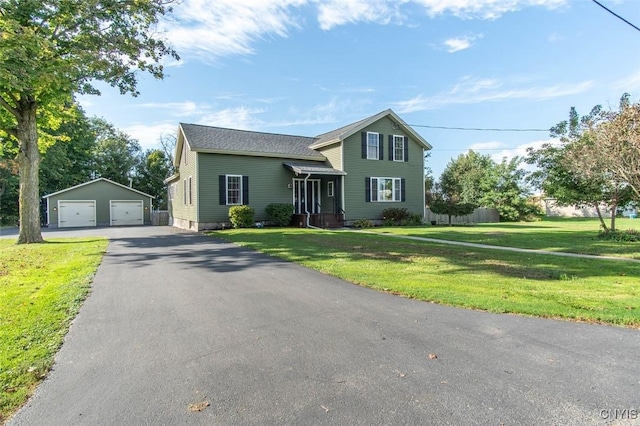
[378,133,384,160]
[372,178,378,201]
[365,177,371,202]
[404,136,409,162]
[219,175,226,205]
[401,178,406,202]
[388,135,393,161]
[361,132,367,159]
[242,176,249,205]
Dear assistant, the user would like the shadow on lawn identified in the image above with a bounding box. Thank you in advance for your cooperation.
[217,230,640,281]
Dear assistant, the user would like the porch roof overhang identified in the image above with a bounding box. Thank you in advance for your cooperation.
[283,162,346,176]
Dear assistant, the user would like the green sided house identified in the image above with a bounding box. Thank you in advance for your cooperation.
[43,178,154,228]
[165,109,431,231]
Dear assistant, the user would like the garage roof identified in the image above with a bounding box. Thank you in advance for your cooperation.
[42,178,155,199]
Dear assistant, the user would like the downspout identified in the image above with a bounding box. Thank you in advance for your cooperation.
[303,172,321,230]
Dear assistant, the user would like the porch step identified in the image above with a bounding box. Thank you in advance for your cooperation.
[291,213,344,229]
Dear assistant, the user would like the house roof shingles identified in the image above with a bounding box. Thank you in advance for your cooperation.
[180,123,324,160]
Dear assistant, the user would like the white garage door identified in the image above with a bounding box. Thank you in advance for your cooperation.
[58,200,96,228]
[110,200,143,226]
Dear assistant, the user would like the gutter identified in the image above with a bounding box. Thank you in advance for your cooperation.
[303,172,322,230]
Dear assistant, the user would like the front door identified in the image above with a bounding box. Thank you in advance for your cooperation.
[293,179,321,214]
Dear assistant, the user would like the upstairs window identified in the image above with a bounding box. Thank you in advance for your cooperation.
[393,135,404,162]
[362,132,384,160]
[367,132,379,160]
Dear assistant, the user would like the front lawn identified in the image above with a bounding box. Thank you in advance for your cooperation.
[370,217,640,259]
[210,227,640,328]
[0,238,108,423]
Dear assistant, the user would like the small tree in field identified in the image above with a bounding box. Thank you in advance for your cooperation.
[0,1,178,243]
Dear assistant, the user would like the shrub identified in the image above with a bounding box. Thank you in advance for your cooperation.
[402,212,423,226]
[265,203,294,227]
[597,229,640,243]
[352,219,374,229]
[381,208,410,225]
[228,205,255,228]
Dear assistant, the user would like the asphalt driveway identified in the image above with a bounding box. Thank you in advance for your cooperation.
[7,226,640,425]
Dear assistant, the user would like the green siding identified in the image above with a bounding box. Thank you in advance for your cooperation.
[46,180,153,227]
[169,139,199,224]
[342,116,425,221]
[197,153,327,223]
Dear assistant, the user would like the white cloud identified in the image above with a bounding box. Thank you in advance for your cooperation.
[443,34,483,52]
[413,0,566,19]
[485,138,560,168]
[198,106,266,130]
[137,101,203,117]
[393,76,593,112]
[123,122,179,149]
[160,0,568,62]
[612,70,640,93]
[315,0,404,30]
[162,0,306,62]
[468,141,507,151]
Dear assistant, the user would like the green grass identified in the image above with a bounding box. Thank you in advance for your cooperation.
[370,217,640,259]
[0,238,108,424]
[210,226,640,328]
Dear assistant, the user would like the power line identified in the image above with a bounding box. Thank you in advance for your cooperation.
[591,0,640,33]
[408,124,549,132]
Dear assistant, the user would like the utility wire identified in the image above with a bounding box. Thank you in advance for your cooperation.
[408,124,549,132]
[591,0,640,33]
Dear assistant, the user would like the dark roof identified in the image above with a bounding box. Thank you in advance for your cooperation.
[283,162,346,176]
[313,114,372,147]
[180,123,324,160]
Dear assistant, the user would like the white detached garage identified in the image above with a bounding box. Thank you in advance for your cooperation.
[43,178,154,228]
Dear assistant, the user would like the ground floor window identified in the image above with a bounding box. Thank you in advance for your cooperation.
[367,177,404,202]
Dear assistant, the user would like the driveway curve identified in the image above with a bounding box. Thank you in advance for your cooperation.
[8,226,640,425]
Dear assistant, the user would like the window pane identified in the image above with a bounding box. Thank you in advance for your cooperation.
[394,178,401,201]
[227,176,241,205]
[394,136,404,161]
[367,133,379,159]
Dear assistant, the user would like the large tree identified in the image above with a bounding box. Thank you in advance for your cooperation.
[527,95,637,232]
[0,0,178,243]
[90,117,142,185]
[134,149,173,209]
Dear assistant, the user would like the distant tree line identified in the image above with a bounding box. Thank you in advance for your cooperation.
[426,93,639,229]
[0,106,175,225]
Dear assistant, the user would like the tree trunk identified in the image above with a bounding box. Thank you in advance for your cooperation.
[17,97,44,244]
[609,200,617,233]
[595,204,608,232]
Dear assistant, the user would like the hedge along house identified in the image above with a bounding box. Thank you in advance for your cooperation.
[165,109,431,231]
[43,178,154,228]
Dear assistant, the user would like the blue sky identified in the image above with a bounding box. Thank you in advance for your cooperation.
[78,0,640,179]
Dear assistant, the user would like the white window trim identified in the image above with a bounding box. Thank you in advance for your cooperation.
[371,177,402,202]
[183,179,187,205]
[226,174,243,206]
[393,135,404,162]
[327,181,334,197]
[366,132,379,160]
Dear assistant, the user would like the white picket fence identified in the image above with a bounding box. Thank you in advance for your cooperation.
[425,207,500,225]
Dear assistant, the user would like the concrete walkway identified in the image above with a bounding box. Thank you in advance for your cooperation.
[361,230,640,263]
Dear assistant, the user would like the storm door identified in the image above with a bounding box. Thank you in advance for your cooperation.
[293,179,321,214]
